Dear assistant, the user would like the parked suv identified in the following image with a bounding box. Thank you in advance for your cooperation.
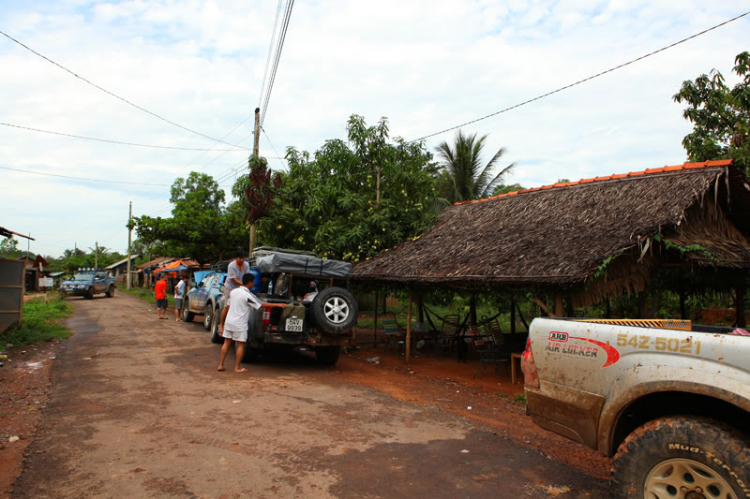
[60,269,116,299]
[210,247,358,365]
[182,272,227,331]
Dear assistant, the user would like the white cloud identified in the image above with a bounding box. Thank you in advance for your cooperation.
[1,0,749,257]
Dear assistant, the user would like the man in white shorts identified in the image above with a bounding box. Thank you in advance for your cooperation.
[174,275,188,321]
[217,273,283,373]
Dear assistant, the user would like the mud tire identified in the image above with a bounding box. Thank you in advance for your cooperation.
[182,298,195,322]
[315,347,341,366]
[210,310,223,344]
[613,416,750,499]
[311,287,358,334]
[84,287,94,299]
[203,304,213,331]
[106,286,115,298]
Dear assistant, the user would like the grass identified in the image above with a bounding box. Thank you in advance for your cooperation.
[121,287,177,308]
[513,393,527,405]
[2,296,73,352]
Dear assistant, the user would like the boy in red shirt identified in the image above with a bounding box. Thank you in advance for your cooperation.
[155,275,168,319]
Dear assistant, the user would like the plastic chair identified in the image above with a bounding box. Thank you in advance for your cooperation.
[382,314,406,352]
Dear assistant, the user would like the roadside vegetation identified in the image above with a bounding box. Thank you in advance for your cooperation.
[121,287,177,309]
[1,296,72,352]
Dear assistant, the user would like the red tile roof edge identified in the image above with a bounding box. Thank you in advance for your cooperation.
[454,159,733,206]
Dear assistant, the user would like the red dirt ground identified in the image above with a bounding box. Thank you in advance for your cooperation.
[0,327,610,497]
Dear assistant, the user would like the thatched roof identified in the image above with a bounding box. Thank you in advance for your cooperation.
[352,160,750,297]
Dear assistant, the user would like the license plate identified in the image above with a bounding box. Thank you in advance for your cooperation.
[285,318,303,332]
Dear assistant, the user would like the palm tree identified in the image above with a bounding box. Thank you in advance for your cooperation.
[435,130,515,203]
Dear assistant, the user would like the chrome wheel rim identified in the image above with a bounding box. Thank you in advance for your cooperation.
[205,308,212,327]
[645,458,736,499]
[323,296,349,324]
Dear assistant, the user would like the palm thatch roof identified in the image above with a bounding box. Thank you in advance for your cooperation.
[352,160,750,304]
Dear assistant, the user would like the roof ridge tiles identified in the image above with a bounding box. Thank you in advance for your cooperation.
[453,159,733,206]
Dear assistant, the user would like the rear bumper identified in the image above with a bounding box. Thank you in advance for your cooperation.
[525,384,605,450]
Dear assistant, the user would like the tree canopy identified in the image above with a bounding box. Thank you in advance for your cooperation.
[258,115,445,262]
[132,172,246,264]
[435,130,516,203]
[673,51,750,176]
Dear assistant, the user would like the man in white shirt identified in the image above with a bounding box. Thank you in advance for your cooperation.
[224,250,250,301]
[217,274,283,373]
[174,275,188,321]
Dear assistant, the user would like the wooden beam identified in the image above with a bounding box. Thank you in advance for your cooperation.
[406,291,413,364]
[533,295,558,318]
[737,278,746,328]
[373,290,379,348]
[510,295,516,334]
[555,294,563,318]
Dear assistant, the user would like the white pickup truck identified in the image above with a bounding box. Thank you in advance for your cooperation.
[522,317,750,499]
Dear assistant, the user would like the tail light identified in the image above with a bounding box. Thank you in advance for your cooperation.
[262,307,272,325]
[521,337,540,389]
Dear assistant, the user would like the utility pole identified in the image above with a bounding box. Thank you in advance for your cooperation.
[249,107,261,254]
[127,201,132,290]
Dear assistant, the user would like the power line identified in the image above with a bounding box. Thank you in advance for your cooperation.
[0,29,249,149]
[259,0,295,128]
[0,166,171,186]
[0,122,250,151]
[262,128,287,168]
[409,10,750,143]
[258,0,285,110]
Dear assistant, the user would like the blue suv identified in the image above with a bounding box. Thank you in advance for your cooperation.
[182,272,227,331]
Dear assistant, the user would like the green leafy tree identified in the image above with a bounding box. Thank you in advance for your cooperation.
[435,130,516,203]
[673,51,750,176]
[133,172,246,263]
[492,183,525,196]
[0,237,24,259]
[258,115,445,261]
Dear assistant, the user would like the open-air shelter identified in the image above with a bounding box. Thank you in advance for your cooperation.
[352,160,750,362]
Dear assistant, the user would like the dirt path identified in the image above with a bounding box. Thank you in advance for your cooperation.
[10,294,610,498]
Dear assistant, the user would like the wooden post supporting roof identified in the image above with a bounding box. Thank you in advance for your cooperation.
[405,291,413,364]
[555,294,563,318]
[373,290,379,347]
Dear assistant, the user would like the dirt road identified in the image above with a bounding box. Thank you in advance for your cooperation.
[12,294,609,498]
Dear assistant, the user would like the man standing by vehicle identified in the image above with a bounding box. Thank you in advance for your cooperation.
[217,274,283,372]
[174,275,188,321]
[224,250,250,301]
[155,274,168,320]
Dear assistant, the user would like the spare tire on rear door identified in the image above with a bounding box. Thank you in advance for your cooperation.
[311,287,358,334]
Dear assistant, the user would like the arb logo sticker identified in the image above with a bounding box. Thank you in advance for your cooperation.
[549,331,568,342]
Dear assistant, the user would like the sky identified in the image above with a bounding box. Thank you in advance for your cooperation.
[1,0,749,258]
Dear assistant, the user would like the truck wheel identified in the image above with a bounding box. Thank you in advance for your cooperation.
[210,311,223,344]
[203,304,213,331]
[84,287,94,299]
[613,416,750,499]
[106,286,115,298]
[315,347,341,365]
[242,346,264,363]
[311,287,358,334]
[182,298,195,322]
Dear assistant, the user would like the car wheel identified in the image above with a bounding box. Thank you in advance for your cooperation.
[106,286,115,298]
[210,309,223,344]
[204,304,213,331]
[613,416,750,499]
[182,298,195,322]
[311,287,358,334]
[315,347,341,365]
[84,287,94,299]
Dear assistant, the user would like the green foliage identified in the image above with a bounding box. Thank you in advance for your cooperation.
[121,287,177,308]
[652,233,720,264]
[591,251,624,281]
[435,130,516,202]
[2,296,72,351]
[132,171,246,263]
[492,183,525,196]
[513,394,527,405]
[258,115,445,261]
[673,51,750,176]
[0,237,24,259]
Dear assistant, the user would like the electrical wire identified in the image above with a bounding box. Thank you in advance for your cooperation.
[0,122,249,151]
[0,166,171,186]
[258,0,285,110]
[0,28,249,149]
[408,10,750,143]
[259,0,295,128]
[261,127,287,168]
